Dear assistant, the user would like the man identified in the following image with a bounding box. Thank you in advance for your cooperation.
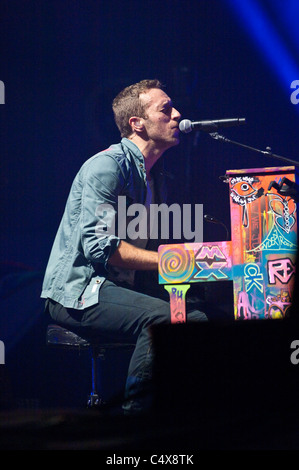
[41,79,207,414]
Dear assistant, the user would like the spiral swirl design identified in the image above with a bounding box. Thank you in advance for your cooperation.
[159,244,195,283]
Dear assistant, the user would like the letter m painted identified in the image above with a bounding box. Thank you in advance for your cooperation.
[195,245,226,260]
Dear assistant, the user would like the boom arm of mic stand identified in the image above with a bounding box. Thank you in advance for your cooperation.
[209,132,299,167]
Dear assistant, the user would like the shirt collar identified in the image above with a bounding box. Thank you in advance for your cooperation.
[121,137,145,165]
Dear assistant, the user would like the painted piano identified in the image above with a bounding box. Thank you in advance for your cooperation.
[158,166,298,322]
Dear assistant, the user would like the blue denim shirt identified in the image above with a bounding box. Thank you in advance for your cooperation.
[41,138,165,310]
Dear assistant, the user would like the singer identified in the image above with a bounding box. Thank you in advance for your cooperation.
[41,79,207,415]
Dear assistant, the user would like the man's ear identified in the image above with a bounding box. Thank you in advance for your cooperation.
[129,117,144,133]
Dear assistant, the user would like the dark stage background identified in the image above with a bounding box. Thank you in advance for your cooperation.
[1,0,299,415]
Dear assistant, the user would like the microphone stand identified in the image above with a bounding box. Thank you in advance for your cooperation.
[208,131,299,167]
[208,131,299,201]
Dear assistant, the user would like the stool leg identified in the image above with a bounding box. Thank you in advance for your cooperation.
[87,349,102,408]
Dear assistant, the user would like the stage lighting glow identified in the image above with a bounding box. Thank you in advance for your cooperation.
[224,0,299,97]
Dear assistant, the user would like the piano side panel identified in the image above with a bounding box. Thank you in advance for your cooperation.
[158,166,298,322]
[229,168,297,320]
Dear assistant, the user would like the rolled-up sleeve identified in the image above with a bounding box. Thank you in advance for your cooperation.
[80,154,126,267]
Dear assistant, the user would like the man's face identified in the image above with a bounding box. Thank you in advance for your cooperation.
[139,88,181,152]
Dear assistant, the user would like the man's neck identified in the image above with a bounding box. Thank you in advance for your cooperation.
[129,135,163,178]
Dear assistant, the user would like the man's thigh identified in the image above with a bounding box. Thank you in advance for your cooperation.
[47,280,171,342]
[47,280,207,342]
[82,280,172,340]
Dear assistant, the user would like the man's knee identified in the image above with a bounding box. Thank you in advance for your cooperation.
[144,298,172,325]
[187,309,208,322]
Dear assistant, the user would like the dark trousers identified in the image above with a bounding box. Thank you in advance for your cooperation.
[47,279,208,414]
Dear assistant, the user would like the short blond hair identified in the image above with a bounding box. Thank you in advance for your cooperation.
[112,79,163,138]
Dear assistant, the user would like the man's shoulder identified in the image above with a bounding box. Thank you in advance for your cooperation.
[82,142,129,175]
[91,141,126,162]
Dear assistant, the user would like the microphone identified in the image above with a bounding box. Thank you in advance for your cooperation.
[179,118,246,134]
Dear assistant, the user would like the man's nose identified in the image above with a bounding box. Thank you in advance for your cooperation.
[172,107,181,121]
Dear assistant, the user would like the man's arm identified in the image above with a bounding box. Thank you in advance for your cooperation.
[107,240,158,270]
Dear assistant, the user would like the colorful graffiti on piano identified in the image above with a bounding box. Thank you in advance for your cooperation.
[235,254,296,320]
[230,175,264,227]
[158,242,233,323]
[237,288,292,320]
[158,241,233,285]
[158,244,195,284]
[229,167,297,320]
[163,284,190,324]
[158,166,297,322]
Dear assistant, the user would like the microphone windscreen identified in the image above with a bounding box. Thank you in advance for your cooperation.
[179,119,192,133]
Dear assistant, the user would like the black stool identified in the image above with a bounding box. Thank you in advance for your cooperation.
[46,324,134,408]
